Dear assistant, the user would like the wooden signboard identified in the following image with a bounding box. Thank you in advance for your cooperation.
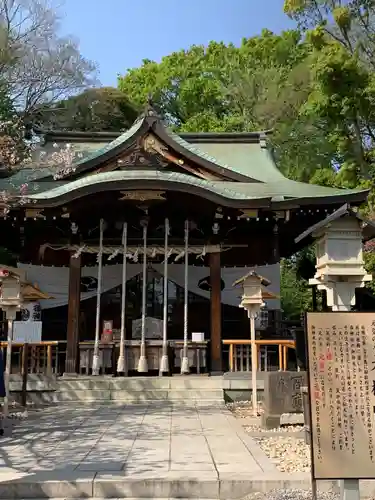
[101,320,113,343]
[306,312,375,480]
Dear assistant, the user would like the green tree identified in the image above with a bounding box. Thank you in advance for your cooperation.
[118,30,339,184]
[280,257,313,320]
[284,0,375,189]
[0,0,97,119]
[35,87,139,132]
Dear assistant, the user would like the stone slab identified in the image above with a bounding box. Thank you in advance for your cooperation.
[222,377,265,390]
[0,470,95,498]
[262,371,306,428]
[0,399,339,499]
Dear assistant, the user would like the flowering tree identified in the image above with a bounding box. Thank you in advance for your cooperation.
[0,123,81,214]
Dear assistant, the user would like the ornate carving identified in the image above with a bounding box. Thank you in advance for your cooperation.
[239,209,258,219]
[119,191,166,202]
[143,134,186,168]
[117,138,169,168]
[25,209,44,219]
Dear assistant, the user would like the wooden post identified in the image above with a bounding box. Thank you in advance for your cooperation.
[65,254,81,374]
[210,252,222,372]
[46,345,52,376]
[229,343,234,372]
[283,345,287,371]
[278,344,283,371]
[21,343,29,407]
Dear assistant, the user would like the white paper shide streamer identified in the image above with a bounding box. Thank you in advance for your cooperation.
[116,222,127,374]
[181,219,190,374]
[92,219,104,375]
[159,218,169,375]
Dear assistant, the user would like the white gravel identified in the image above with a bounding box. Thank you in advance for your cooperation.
[245,424,305,433]
[254,435,311,472]
[227,400,265,417]
[242,491,341,500]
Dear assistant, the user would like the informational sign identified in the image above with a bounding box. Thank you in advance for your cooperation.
[13,321,42,343]
[192,332,204,342]
[306,312,375,480]
[132,317,163,340]
[101,320,113,343]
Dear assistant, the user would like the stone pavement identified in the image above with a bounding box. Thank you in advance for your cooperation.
[0,403,315,498]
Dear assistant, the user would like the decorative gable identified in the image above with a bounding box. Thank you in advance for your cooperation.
[83,132,227,181]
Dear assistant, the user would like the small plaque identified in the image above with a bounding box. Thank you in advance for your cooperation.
[192,332,204,342]
[13,321,42,343]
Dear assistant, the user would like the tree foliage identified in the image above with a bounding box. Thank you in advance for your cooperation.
[0,0,97,118]
[118,31,340,185]
[0,0,97,175]
[35,87,139,132]
[117,16,375,319]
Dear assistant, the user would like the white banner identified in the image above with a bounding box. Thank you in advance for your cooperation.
[18,263,280,310]
[18,263,142,310]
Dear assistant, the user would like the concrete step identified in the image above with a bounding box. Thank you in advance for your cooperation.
[57,376,224,391]
[28,388,224,403]
[0,469,335,499]
[9,374,57,391]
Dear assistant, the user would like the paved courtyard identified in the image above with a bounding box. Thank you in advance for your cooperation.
[0,403,273,475]
[0,402,295,498]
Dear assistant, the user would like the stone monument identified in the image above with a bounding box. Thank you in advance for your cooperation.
[262,371,307,428]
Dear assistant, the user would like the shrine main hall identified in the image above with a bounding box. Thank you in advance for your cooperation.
[0,105,368,375]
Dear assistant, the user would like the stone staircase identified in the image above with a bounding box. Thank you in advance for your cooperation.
[18,375,224,404]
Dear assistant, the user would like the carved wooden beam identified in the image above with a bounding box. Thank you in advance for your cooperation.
[25,208,45,219]
[119,191,166,202]
[143,134,224,181]
[239,209,258,219]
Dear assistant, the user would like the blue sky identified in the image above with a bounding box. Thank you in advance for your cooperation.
[60,0,294,87]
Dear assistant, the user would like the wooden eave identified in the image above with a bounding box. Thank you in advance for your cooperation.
[233,270,271,287]
[24,178,274,210]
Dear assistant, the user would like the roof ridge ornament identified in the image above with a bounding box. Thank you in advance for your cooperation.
[144,94,161,118]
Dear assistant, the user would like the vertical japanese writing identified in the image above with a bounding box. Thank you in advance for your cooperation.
[343,323,349,451]
[338,325,345,451]
[308,313,375,479]
[349,324,355,455]
[362,324,373,461]
[326,325,336,451]
[311,325,322,461]
[369,322,375,462]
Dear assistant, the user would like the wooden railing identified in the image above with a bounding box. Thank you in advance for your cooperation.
[223,339,296,372]
[0,341,62,376]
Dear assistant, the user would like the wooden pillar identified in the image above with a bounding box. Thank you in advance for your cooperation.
[65,254,81,374]
[210,252,222,372]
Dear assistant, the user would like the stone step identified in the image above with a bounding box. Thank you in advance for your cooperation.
[9,374,57,391]
[32,388,224,403]
[0,470,335,499]
[57,376,223,391]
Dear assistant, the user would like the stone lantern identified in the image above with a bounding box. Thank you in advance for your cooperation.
[0,268,22,318]
[295,205,373,311]
[0,268,23,418]
[233,271,277,416]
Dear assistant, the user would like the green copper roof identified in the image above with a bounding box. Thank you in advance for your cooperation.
[187,142,284,183]
[25,170,367,205]
[1,106,368,209]
[66,116,145,169]
[163,128,257,181]
[27,171,255,201]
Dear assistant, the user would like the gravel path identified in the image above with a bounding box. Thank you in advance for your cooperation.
[242,491,341,500]
[227,400,265,418]
[253,435,311,472]
[228,401,310,472]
